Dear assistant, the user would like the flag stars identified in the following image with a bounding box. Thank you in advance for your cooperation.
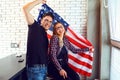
[64,23,67,26]
[37,4,69,28]
[54,20,57,23]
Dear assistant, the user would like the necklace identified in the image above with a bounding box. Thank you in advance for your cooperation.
[59,39,63,47]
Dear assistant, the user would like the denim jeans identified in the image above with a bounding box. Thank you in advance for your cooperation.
[27,65,47,80]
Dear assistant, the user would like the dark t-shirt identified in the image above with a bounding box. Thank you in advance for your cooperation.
[26,21,48,67]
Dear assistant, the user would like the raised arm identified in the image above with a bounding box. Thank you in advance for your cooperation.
[23,0,46,25]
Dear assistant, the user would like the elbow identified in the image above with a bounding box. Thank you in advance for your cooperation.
[22,7,26,14]
[22,5,29,13]
[22,6,30,16]
[71,50,78,54]
[22,6,27,12]
[22,5,26,10]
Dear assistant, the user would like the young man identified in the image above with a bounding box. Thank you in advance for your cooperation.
[23,0,54,80]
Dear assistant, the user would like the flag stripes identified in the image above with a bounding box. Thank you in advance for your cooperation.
[47,28,93,76]
[38,4,94,77]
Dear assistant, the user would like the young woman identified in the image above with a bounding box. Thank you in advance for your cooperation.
[48,22,91,80]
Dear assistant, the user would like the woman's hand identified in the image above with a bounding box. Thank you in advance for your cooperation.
[59,69,67,79]
[89,46,94,53]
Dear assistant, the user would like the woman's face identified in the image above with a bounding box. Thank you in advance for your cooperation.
[54,23,65,36]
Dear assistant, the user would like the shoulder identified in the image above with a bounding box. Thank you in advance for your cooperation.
[63,36,69,42]
[63,36,71,46]
[51,35,59,40]
[28,20,39,27]
[50,35,59,42]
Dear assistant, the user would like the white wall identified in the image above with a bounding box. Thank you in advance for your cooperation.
[0,0,87,58]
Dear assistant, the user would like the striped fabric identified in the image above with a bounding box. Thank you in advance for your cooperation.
[37,4,94,77]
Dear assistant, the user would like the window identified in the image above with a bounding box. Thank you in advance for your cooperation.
[108,0,120,80]
[108,0,120,41]
[110,47,120,80]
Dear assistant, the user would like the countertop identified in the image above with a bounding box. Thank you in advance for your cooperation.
[0,54,26,80]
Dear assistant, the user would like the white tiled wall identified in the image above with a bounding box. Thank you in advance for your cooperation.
[0,0,87,58]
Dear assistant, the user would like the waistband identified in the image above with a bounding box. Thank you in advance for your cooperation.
[57,59,63,61]
[28,64,47,68]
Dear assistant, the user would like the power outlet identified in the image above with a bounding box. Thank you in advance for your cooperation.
[11,43,19,48]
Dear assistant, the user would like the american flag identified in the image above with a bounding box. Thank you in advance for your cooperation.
[37,4,94,77]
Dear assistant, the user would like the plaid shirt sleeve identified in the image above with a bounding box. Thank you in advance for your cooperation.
[64,37,89,53]
[49,35,62,71]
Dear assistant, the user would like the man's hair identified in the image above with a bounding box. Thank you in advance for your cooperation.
[41,12,54,20]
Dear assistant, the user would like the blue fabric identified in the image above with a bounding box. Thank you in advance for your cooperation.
[27,66,47,80]
[37,4,69,31]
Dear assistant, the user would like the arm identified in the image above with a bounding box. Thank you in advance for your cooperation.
[23,0,46,25]
[50,36,68,78]
[64,37,89,53]
[49,35,63,71]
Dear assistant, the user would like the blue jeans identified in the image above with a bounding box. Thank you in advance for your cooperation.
[27,64,47,80]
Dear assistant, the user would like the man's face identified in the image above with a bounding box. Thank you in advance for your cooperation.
[41,16,53,31]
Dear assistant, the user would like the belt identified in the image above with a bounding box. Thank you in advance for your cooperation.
[57,59,63,61]
[29,64,47,67]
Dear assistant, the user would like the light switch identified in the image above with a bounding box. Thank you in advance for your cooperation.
[11,43,19,48]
